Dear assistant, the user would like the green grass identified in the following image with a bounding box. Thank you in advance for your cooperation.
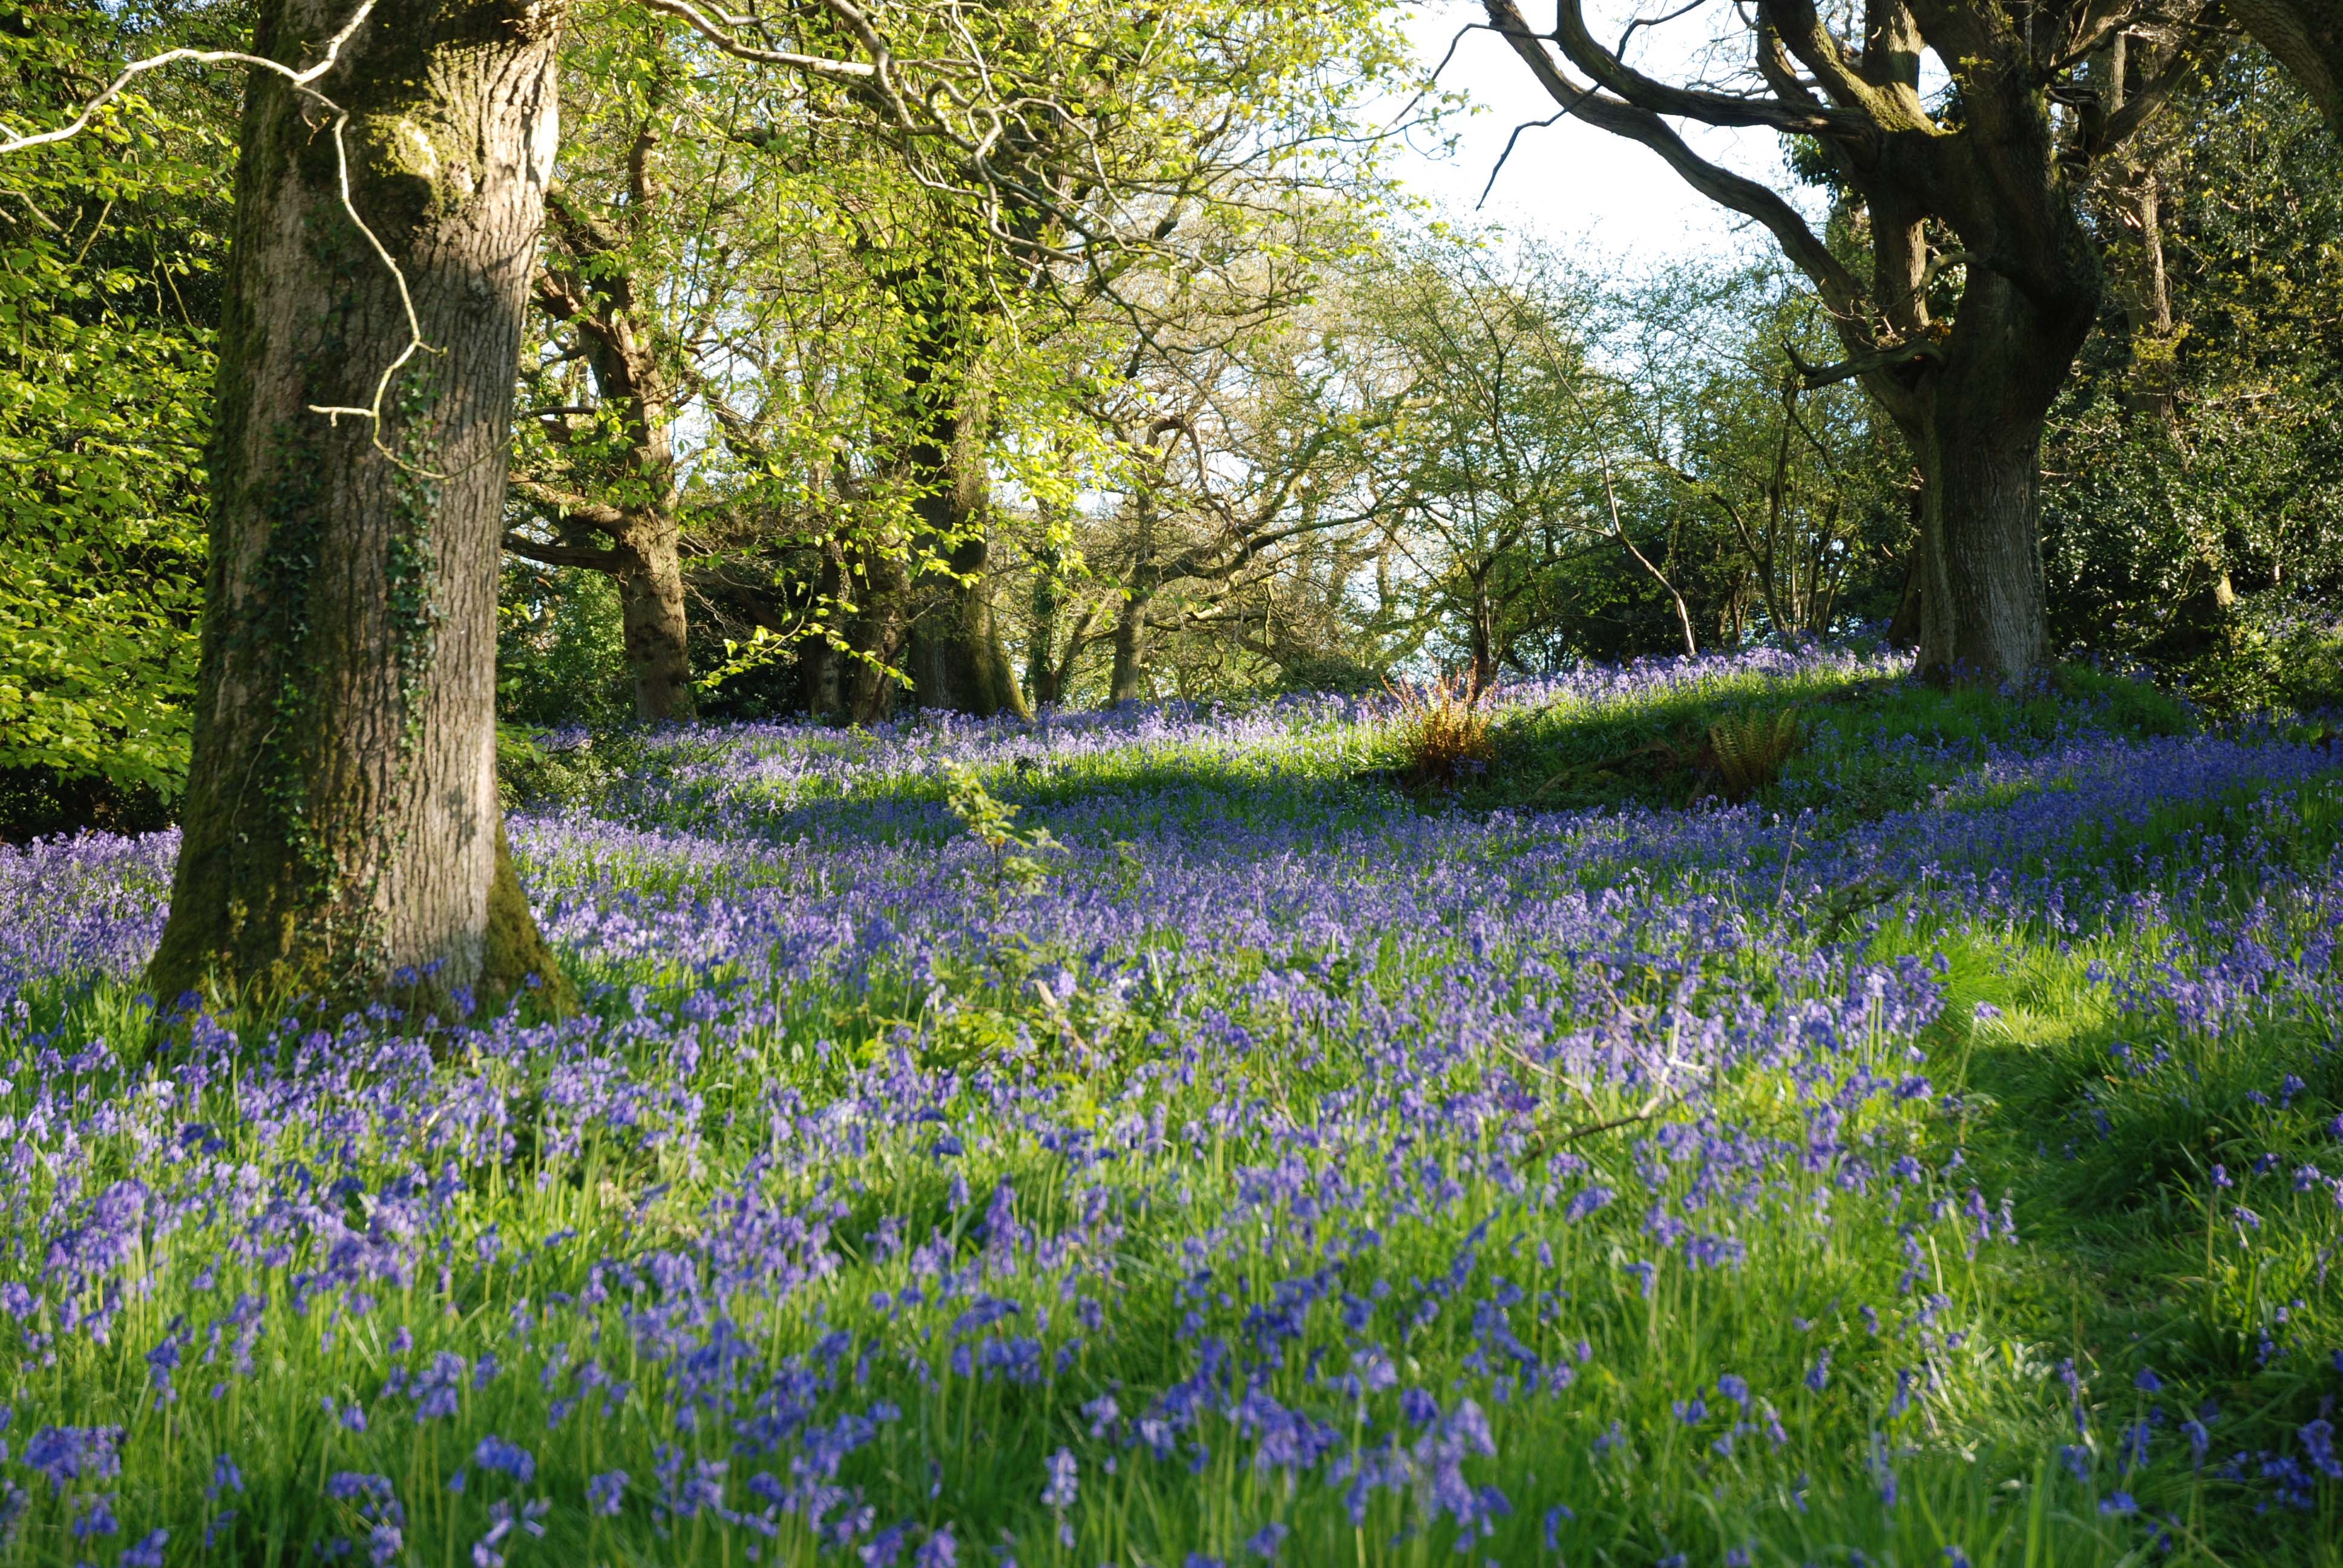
[5,658,2343,1566]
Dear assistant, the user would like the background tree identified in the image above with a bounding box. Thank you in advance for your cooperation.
[2043,45,2343,704]
[1479,0,2224,679]
[1611,263,1913,647]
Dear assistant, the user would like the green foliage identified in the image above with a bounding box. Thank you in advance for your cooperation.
[1708,705,1803,800]
[496,564,632,731]
[2174,598,2343,718]
[2043,50,2343,690]
[494,724,613,811]
[0,3,237,804]
[1471,657,2195,818]
[945,762,1061,898]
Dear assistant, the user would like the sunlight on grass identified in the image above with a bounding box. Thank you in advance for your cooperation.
[2,645,2341,1565]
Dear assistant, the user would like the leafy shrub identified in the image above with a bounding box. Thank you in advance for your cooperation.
[1276,652,1388,697]
[945,764,1062,900]
[2174,600,2343,717]
[497,565,634,730]
[0,766,174,843]
[496,725,612,811]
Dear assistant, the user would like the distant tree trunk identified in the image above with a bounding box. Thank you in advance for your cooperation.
[889,265,1026,720]
[1908,270,2091,680]
[1483,0,2139,682]
[513,183,696,723]
[1026,543,1063,707]
[1466,575,1496,698]
[1107,585,1153,705]
[617,514,694,720]
[838,540,908,725]
[150,0,571,1015]
[908,521,1026,717]
[2096,33,2183,439]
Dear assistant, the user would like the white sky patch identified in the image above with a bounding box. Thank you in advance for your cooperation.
[1384,0,1832,275]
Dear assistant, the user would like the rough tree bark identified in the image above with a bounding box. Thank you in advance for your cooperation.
[896,295,1027,719]
[2232,0,2343,134]
[1106,583,1155,705]
[506,174,696,724]
[148,0,572,1014]
[803,538,909,725]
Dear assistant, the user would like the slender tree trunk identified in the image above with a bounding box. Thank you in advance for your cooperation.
[1026,550,1063,708]
[1467,577,1496,699]
[1107,586,1153,706]
[151,0,570,1015]
[2114,171,2180,434]
[2100,33,2181,439]
[617,509,693,720]
[800,546,844,720]
[1909,269,2091,681]
[524,185,697,724]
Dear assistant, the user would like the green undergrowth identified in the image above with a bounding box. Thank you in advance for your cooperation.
[1457,662,2195,820]
[13,659,2343,1566]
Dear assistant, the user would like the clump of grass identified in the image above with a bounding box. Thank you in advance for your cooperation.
[1709,705,1802,800]
[1388,675,1494,788]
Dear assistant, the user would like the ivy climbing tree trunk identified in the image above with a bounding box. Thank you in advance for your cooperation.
[148,0,572,1015]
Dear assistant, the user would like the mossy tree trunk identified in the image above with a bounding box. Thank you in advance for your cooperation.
[804,538,908,726]
[899,380,1027,719]
[148,0,572,1016]
[883,261,1027,721]
[1904,267,2091,680]
[1106,582,1155,705]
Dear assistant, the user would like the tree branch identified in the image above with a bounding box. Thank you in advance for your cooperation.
[1483,1,1875,337]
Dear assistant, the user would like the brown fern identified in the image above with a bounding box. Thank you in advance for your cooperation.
[1388,675,1495,788]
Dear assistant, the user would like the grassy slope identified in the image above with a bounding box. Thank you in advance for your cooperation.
[5,661,2343,1566]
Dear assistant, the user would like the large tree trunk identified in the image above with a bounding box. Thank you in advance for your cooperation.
[901,374,1027,719]
[149,0,571,1016]
[836,540,908,725]
[1026,550,1063,708]
[1909,270,2091,681]
[909,529,1027,717]
[2232,0,2343,135]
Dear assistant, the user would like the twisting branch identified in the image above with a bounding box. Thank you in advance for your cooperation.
[635,0,888,85]
[0,2,441,457]
[0,1,376,154]
[1783,336,1944,388]
[1480,1,1874,337]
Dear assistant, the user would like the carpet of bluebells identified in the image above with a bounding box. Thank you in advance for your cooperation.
[7,644,2343,1566]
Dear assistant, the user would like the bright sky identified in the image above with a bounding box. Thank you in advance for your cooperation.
[1385,1,1803,272]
